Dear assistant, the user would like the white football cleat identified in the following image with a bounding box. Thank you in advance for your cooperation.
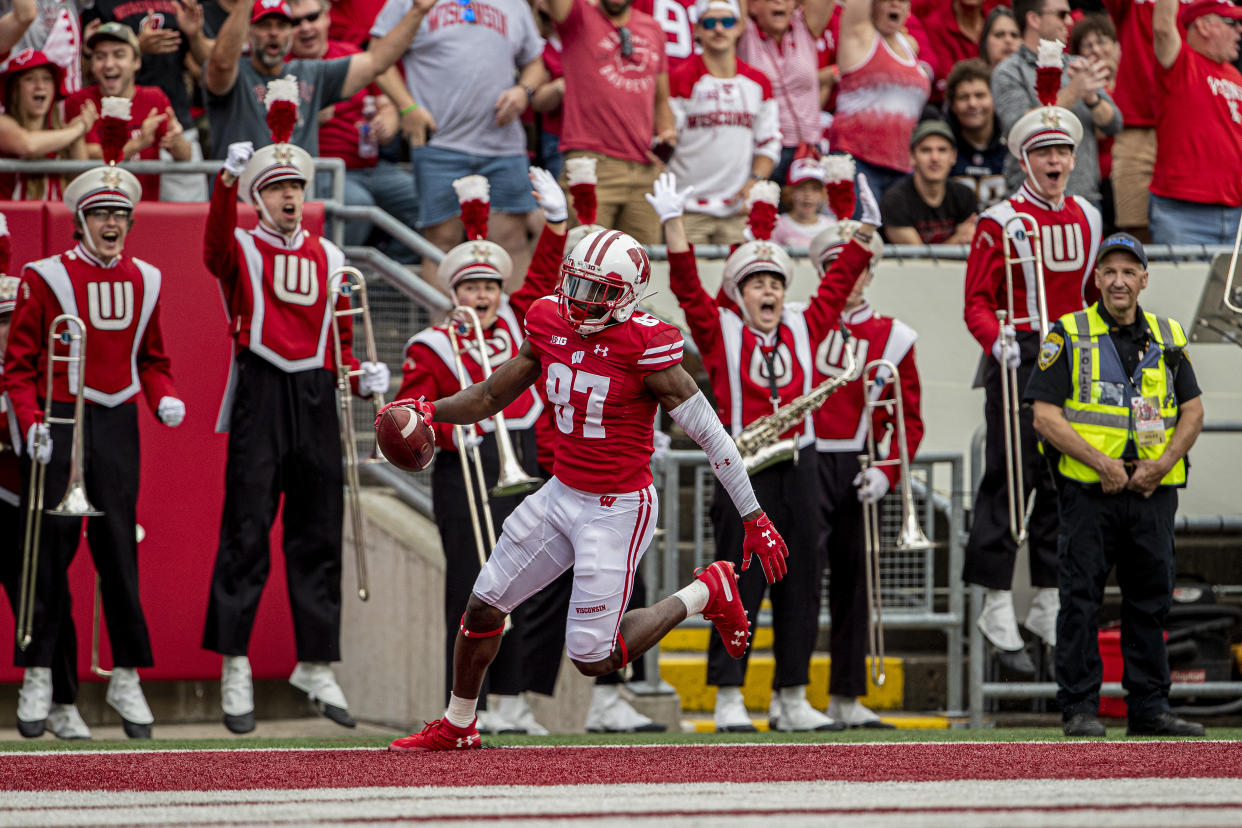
[713,686,756,733]
[106,667,154,739]
[775,686,843,732]
[221,655,255,734]
[494,694,549,736]
[1024,587,1060,646]
[47,704,91,740]
[290,662,355,728]
[16,667,52,738]
[585,686,665,733]
[827,695,895,729]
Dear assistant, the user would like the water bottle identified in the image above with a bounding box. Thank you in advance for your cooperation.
[358,95,378,160]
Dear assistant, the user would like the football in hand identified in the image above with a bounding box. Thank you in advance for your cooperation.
[375,404,435,472]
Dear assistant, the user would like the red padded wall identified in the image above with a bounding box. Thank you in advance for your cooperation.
[1,201,329,683]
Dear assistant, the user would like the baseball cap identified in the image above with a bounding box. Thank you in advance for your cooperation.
[1179,0,1242,28]
[909,119,955,150]
[695,0,741,19]
[1097,232,1148,268]
[252,0,294,24]
[87,22,140,53]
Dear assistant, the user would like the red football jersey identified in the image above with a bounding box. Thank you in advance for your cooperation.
[5,244,176,436]
[668,239,868,444]
[399,296,544,450]
[964,182,1102,352]
[522,296,683,494]
[204,178,358,376]
[812,302,923,488]
[633,0,698,73]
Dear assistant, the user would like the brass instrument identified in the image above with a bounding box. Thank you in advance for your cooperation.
[16,315,103,652]
[1225,213,1242,314]
[996,213,1048,545]
[857,359,931,688]
[734,331,861,475]
[446,306,542,570]
[331,266,386,602]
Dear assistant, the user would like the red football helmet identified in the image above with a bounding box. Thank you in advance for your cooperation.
[557,229,651,335]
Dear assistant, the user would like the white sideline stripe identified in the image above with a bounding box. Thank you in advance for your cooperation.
[2,779,1241,827]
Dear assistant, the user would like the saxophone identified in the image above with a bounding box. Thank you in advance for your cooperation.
[734,335,860,475]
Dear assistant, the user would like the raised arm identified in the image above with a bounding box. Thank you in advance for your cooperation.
[1153,0,1181,70]
[837,0,877,69]
[0,0,36,58]
[803,0,834,39]
[547,0,574,25]
[511,167,568,317]
[350,0,435,99]
[430,340,543,423]
[646,172,722,351]
[204,0,253,96]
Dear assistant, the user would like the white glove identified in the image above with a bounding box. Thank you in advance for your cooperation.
[25,423,51,465]
[0,211,9,235]
[644,171,694,224]
[652,429,671,462]
[223,141,254,177]
[857,172,882,228]
[530,166,568,223]
[853,466,890,504]
[157,396,185,427]
[991,324,1021,369]
[359,361,390,397]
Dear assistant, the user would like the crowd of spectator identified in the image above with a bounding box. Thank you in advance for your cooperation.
[0,0,1237,270]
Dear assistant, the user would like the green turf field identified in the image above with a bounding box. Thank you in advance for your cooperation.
[2,728,1238,751]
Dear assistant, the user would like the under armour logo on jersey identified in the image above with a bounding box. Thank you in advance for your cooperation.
[599,496,617,507]
[572,350,585,365]
[763,529,776,548]
[594,345,609,357]
[87,281,134,330]
[272,254,319,306]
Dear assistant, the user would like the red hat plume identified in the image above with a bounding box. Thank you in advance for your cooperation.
[98,96,131,166]
[453,175,491,240]
[265,76,299,144]
[565,156,598,226]
[822,154,856,220]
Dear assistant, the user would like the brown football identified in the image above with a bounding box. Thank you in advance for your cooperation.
[375,405,435,472]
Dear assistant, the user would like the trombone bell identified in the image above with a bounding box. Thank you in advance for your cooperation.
[896,511,932,551]
[47,480,102,517]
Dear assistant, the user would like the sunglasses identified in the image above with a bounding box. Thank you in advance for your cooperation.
[289,9,321,25]
[457,0,476,23]
[618,25,633,58]
[700,16,737,29]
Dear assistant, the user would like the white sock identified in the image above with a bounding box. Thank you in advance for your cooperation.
[674,580,710,616]
[445,693,478,728]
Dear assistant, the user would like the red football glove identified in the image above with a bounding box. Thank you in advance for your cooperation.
[741,512,788,584]
[374,398,435,427]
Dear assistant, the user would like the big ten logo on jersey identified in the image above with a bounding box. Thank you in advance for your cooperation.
[272,254,319,306]
[749,343,795,389]
[546,363,611,438]
[464,327,514,367]
[647,0,698,61]
[87,281,134,331]
[815,329,868,378]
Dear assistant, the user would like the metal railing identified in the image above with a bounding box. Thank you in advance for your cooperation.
[636,448,967,715]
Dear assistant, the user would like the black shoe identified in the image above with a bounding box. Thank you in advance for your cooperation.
[855,719,897,730]
[318,702,356,729]
[996,647,1037,678]
[16,718,46,738]
[1063,713,1106,737]
[716,723,758,733]
[1126,712,1205,737]
[121,720,153,739]
[224,711,256,734]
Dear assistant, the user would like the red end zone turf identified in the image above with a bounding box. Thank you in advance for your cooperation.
[4,742,1240,792]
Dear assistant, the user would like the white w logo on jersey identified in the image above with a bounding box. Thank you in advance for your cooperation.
[272,254,319,306]
[87,281,134,330]
[1041,224,1085,272]
[815,329,869,378]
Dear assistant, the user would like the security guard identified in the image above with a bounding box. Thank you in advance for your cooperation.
[1026,232,1205,738]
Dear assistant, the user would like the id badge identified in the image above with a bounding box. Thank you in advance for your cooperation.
[1132,395,1166,448]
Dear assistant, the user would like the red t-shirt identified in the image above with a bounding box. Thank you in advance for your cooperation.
[329,0,388,46]
[556,0,667,163]
[922,3,980,103]
[1104,0,1160,128]
[540,39,564,137]
[1151,42,1242,207]
[309,40,382,168]
[64,85,171,202]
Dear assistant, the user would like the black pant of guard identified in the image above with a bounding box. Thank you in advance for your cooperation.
[816,451,869,699]
[707,446,823,689]
[14,402,152,698]
[1055,483,1177,721]
[962,335,1060,590]
[202,352,344,662]
[434,428,561,704]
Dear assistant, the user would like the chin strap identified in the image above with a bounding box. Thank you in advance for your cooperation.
[76,209,119,266]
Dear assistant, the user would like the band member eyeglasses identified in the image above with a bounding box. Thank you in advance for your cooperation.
[84,208,131,221]
[457,0,476,23]
[289,9,322,25]
[700,16,737,29]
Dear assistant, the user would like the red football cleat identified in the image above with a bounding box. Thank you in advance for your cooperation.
[697,561,750,658]
[388,718,482,752]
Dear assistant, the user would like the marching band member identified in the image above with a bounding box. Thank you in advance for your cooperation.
[200,78,391,734]
[962,39,1102,674]
[807,213,922,729]
[653,170,875,732]
[395,171,558,734]
[5,157,183,739]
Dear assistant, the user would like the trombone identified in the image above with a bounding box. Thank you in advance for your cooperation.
[445,306,542,570]
[857,358,930,688]
[16,315,103,653]
[331,266,386,602]
[996,213,1048,545]
[1224,212,1242,314]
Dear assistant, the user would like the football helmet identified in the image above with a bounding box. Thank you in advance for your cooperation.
[807,220,884,276]
[720,240,794,307]
[557,229,651,335]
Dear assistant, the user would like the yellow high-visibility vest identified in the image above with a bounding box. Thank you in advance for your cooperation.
[1055,304,1187,486]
